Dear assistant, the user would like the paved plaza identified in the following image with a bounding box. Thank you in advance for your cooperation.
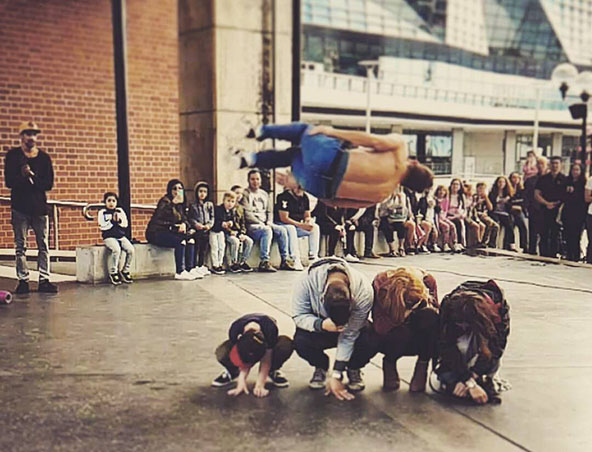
[0,254,591,452]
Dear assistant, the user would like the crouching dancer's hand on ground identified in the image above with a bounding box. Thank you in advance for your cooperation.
[228,370,250,397]
[325,377,355,401]
[468,384,488,404]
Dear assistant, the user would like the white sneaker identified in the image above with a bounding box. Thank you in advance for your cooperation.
[443,244,451,252]
[432,244,442,252]
[199,266,211,276]
[453,243,463,252]
[189,268,204,279]
[293,259,304,271]
[345,254,360,263]
[174,270,194,280]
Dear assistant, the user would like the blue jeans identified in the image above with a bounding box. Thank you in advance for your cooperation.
[275,222,320,260]
[247,223,289,261]
[254,122,349,199]
[147,231,194,274]
[11,209,50,282]
[103,236,135,274]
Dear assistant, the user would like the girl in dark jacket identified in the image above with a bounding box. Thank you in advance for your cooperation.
[509,172,528,252]
[561,164,587,262]
[488,176,516,250]
[146,179,197,280]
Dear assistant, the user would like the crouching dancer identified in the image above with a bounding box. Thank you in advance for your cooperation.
[233,123,433,208]
[212,313,294,398]
[292,257,373,400]
[434,280,510,404]
[348,267,439,392]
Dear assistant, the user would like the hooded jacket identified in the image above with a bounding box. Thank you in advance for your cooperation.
[188,181,215,233]
[145,179,188,238]
[291,257,373,371]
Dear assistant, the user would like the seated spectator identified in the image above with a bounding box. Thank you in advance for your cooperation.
[508,172,528,252]
[345,206,381,259]
[435,185,458,252]
[473,182,499,248]
[403,188,420,254]
[274,183,320,269]
[447,178,467,250]
[98,192,135,285]
[210,191,238,275]
[241,169,292,272]
[229,185,254,272]
[311,200,346,257]
[349,267,439,392]
[378,187,413,257]
[417,189,441,252]
[188,181,213,277]
[434,280,510,405]
[522,149,538,182]
[561,163,586,262]
[146,179,197,280]
[489,176,516,251]
[211,313,294,397]
[463,183,485,247]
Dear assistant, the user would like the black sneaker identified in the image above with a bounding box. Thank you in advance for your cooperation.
[279,259,296,271]
[120,271,133,284]
[268,370,289,388]
[309,367,327,390]
[211,370,238,388]
[38,280,58,293]
[109,273,122,285]
[212,266,226,275]
[240,262,253,273]
[229,263,241,273]
[258,261,277,273]
[346,368,365,392]
[15,280,30,294]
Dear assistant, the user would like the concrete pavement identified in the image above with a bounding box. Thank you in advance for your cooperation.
[0,253,591,451]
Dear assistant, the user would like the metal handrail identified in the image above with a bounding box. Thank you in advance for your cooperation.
[82,202,156,221]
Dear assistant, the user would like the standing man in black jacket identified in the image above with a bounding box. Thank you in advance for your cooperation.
[4,121,58,294]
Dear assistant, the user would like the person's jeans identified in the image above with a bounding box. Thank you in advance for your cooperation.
[209,231,226,267]
[276,222,321,261]
[194,232,209,267]
[540,208,560,257]
[527,208,543,255]
[510,210,528,251]
[147,230,190,274]
[103,237,135,274]
[270,223,290,260]
[216,336,294,377]
[11,209,50,282]
[587,214,592,264]
[562,214,585,262]
[491,212,515,249]
[247,224,273,261]
[293,328,340,371]
[226,235,254,264]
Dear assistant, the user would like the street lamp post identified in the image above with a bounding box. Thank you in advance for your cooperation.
[551,63,592,175]
[358,60,379,133]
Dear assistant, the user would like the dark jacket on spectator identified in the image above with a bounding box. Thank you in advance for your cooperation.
[231,204,248,236]
[212,204,234,234]
[146,196,188,238]
[188,181,214,235]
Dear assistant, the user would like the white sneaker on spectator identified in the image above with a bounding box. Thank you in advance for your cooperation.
[293,259,304,271]
[432,244,442,252]
[443,244,452,252]
[345,254,360,263]
[189,268,204,279]
[308,255,319,263]
[175,271,194,280]
[453,243,463,252]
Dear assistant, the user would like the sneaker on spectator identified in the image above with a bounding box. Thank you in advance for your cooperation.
[406,248,416,256]
[198,265,211,276]
[453,243,464,253]
[120,271,133,283]
[229,263,241,273]
[212,266,226,275]
[240,262,253,272]
[346,368,365,392]
[432,244,442,252]
[189,267,204,279]
[309,367,327,390]
[15,280,30,294]
[363,251,381,259]
[211,370,238,387]
[268,370,290,388]
[443,243,452,252]
[399,248,406,257]
[279,259,296,271]
[258,261,277,272]
[38,280,58,293]
[509,244,518,252]
[344,253,360,263]
[109,273,122,285]
[175,271,194,280]
[293,259,304,271]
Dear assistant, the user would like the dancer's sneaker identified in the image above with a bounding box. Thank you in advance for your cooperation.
[211,370,238,388]
[309,368,327,390]
[346,368,365,392]
[268,370,290,388]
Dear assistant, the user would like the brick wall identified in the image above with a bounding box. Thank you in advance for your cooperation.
[0,0,179,250]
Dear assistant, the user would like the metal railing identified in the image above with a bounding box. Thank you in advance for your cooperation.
[0,196,155,251]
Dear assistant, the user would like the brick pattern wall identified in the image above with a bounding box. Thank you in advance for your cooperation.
[0,0,179,250]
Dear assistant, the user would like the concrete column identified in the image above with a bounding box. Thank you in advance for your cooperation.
[451,128,464,176]
[178,0,293,202]
[504,130,517,174]
[551,132,563,157]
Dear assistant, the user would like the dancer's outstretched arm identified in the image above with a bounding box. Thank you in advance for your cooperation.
[309,126,406,153]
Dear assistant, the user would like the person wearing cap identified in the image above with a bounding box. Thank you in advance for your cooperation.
[4,121,57,294]
[292,257,373,400]
[212,313,294,397]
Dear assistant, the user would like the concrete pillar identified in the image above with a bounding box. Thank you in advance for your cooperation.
[504,130,517,174]
[551,132,563,157]
[178,0,293,202]
[451,128,464,175]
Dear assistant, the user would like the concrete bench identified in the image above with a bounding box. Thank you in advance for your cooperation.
[76,243,175,283]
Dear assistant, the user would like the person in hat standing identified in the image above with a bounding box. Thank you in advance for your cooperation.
[3,121,58,294]
[211,313,294,397]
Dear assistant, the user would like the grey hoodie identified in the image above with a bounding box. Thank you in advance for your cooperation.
[292,257,373,370]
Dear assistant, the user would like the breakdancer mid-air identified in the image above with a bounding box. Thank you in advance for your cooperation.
[232,122,433,208]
